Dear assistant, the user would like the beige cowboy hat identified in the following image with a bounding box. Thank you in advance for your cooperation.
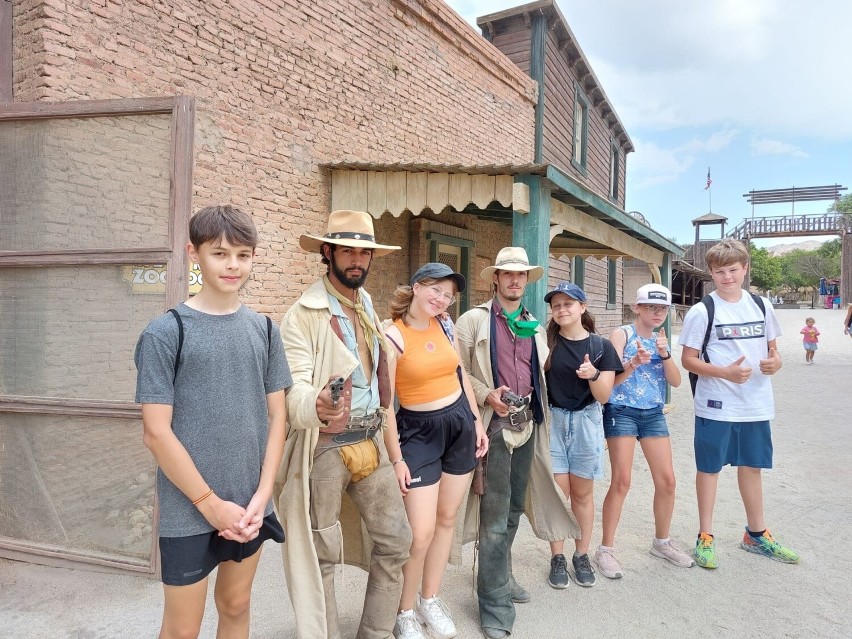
[480,246,544,283]
[299,209,400,257]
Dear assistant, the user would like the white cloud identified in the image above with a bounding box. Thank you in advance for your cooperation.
[627,129,737,189]
[750,137,809,158]
[448,0,852,139]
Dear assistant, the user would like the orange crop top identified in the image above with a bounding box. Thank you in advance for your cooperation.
[392,317,461,405]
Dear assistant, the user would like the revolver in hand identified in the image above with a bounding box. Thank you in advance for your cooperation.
[329,377,345,406]
[501,390,528,409]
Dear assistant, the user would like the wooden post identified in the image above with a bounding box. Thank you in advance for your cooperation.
[660,252,673,403]
[513,174,550,322]
[1,0,12,102]
[530,11,546,163]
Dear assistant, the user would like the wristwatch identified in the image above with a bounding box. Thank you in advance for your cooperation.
[589,369,601,382]
[659,352,672,360]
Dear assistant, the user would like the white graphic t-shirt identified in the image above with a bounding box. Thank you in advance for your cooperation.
[679,292,781,421]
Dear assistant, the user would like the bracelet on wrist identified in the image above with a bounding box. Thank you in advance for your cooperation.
[191,488,214,506]
[659,352,672,361]
[392,458,405,466]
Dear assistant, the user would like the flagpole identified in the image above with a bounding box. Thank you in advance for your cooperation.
[705,167,712,212]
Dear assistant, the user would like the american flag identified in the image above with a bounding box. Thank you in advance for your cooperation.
[705,168,712,190]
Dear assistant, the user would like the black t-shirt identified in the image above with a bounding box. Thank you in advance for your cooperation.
[546,333,623,411]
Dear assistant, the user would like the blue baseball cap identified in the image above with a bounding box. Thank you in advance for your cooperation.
[544,281,586,304]
[410,262,466,293]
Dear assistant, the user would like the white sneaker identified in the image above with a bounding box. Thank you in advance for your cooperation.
[594,545,623,579]
[394,609,425,639]
[415,594,457,639]
[650,539,696,568]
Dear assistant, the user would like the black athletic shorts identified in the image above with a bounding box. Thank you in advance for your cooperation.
[159,512,284,586]
[396,393,477,488]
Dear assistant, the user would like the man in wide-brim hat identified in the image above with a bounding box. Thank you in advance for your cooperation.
[455,247,580,639]
[274,210,412,639]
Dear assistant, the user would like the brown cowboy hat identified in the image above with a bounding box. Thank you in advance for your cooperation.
[480,246,544,283]
[298,209,400,257]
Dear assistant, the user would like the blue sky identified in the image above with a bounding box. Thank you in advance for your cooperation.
[447,0,852,247]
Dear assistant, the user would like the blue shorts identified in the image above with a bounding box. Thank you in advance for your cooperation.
[603,404,669,439]
[694,417,773,473]
[549,403,605,480]
[397,393,477,488]
[803,342,818,351]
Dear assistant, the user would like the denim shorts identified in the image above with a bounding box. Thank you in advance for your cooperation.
[549,402,605,480]
[603,404,669,439]
[694,417,773,473]
[803,342,818,351]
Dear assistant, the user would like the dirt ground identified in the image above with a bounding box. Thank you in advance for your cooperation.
[1,307,850,638]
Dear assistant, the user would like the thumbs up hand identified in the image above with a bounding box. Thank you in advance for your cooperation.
[576,353,599,380]
[759,347,782,375]
[655,327,670,357]
[634,339,652,365]
[724,355,752,384]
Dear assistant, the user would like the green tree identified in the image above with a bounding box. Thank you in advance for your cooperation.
[829,193,852,228]
[747,244,781,291]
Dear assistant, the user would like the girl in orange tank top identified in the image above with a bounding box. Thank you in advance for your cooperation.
[383,263,487,638]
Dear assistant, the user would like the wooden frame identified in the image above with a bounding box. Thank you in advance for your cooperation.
[0,0,11,103]
[0,95,195,575]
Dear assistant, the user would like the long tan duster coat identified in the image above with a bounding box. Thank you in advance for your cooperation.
[451,299,580,563]
[273,279,395,639]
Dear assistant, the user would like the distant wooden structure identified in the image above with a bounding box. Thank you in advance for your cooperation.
[737,185,850,304]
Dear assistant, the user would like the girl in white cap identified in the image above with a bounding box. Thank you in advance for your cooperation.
[596,283,694,579]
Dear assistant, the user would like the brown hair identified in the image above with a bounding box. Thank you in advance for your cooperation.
[189,205,257,249]
[543,310,597,371]
[705,238,749,271]
[388,277,456,323]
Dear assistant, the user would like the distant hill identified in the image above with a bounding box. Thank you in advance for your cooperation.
[766,240,824,256]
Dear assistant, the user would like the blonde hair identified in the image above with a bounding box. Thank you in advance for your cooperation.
[705,239,749,270]
[388,276,445,322]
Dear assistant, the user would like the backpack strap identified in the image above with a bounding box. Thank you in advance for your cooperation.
[750,292,766,316]
[689,295,714,396]
[167,308,184,383]
[266,315,273,359]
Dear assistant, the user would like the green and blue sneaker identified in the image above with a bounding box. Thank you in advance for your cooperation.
[694,532,718,569]
[740,528,800,564]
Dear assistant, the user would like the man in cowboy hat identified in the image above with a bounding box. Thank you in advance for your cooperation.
[274,210,412,639]
[456,247,580,639]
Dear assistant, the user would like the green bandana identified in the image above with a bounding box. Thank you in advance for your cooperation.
[502,306,539,338]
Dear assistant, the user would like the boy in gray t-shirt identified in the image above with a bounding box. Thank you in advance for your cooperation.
[134,205,291,638]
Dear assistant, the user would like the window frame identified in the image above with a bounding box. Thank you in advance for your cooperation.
[606,257,618,309]
[0,96,194,576]
[426,232,472,315]
[571,85,589,174]
[609,140,620,202]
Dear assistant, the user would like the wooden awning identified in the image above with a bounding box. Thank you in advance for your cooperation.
[325,162,545,218]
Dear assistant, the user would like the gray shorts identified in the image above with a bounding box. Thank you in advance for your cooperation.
[549,402,605,480]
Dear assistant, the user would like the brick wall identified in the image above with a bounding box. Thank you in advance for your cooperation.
[11,0,537,321]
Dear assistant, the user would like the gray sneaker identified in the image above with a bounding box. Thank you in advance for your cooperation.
[572,552,596,587]
[548,553,570,589]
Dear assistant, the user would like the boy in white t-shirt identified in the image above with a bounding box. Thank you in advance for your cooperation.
[679,239,799,569]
